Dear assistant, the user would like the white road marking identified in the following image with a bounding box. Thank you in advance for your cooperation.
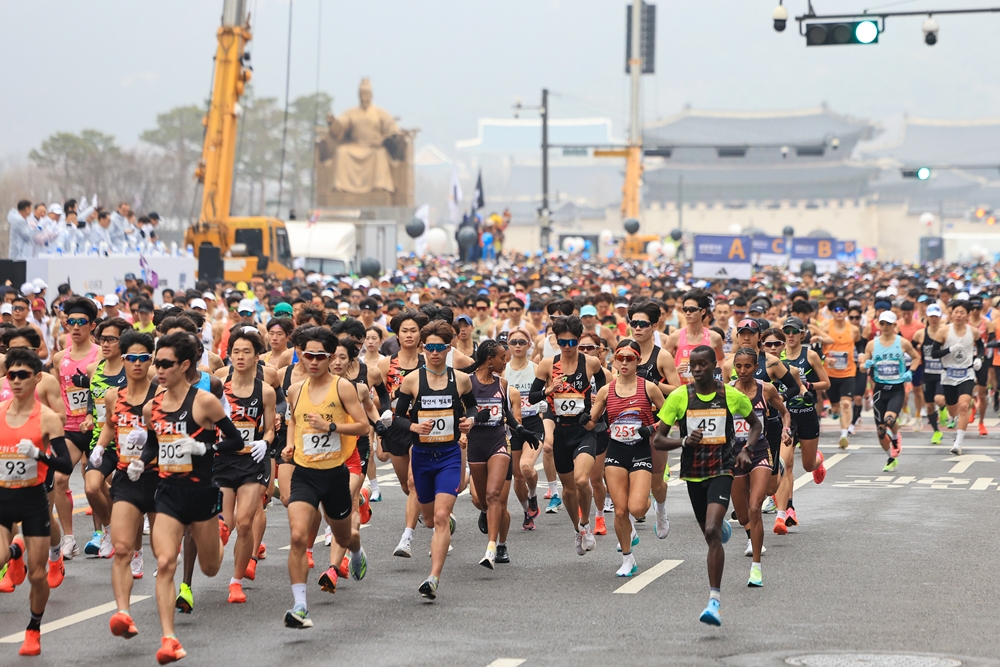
[970,477,996,491]
[944,454,995,473]
[485,660,526,667]
[613,559,684,594]
[279,536,324,550]
[0,595,150,643]
[793,453,849,491]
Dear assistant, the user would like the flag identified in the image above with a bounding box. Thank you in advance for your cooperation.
[139,255,159,289]
[471,170,485,213]
[308,211,320,227]
[448,166,463,224]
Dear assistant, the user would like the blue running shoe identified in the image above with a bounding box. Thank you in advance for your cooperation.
[545,494,562,514]
[699,598,721,626]
[721,519,732,544]
[84,530,103,556]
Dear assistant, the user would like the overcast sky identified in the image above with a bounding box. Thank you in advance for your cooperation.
[3,0,999,161]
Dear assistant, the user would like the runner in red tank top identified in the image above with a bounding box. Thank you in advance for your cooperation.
[0,348,72,657]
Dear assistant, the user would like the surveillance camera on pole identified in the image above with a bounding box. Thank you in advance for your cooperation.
[781,145,789,159]
[773,3,788,31]
[923,17,939,45]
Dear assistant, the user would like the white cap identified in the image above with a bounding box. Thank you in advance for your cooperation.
[189,298,208,310]
[885,286,898,296]
[0,304,12,315]
[357,277,371,288]
[338,302,350,314]
[926,304,943,317]
[32,278,47,290]
[439,281,451,289]
[19,282,35,295]
[321,289,335,299]
[368,287,382,297]
[957,291,970,301]
[926,280,940,290]
[201,291,217,301]
[427,276,441,288]
[104,294,120,306]
[49,204,63,216]
[409,293,420,305]
[237,298,256,314]
[879,311,898,324]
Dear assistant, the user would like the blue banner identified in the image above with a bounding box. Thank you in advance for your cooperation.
[751,236,787,266]
[790,237,837,273]
[693,235,752,279]
[836,240,858,262]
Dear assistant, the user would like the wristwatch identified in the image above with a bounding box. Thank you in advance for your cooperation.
[327,422,338,434]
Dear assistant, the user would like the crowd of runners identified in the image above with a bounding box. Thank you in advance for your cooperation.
[0,255,998,661]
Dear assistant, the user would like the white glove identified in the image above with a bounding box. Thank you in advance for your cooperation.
[249,440,268,463]
[379,409,393,428]
[16,438,40,460]
[125,428,147,449]
[175,437,207,457]
[974,357,983,371]
[89,445,104,468]
[126,460,144,481]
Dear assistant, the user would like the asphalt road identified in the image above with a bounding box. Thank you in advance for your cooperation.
[3,418,1000,667]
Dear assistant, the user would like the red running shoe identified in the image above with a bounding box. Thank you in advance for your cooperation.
[156,636,186,664]
[109,611,139,638]
[812,451,826,485]
[19,629,40,656]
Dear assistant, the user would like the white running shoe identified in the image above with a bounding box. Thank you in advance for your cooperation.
[847,424,856,436]
[761,496,776,514]
[575,530,586,556]
[61,534,79,560]
[427,544,453,557]
[143,516,150,535]
[393,534,412,558]
[324,525,333,547]
[582,523,596,552]
[98,530,114,558]
[616,553,637,577]
[604,496,614,513]
[654,504,670,539]
[743,538,767,557]
[131,550,144,579]
[479,545,496,570]
[950,442,962,455]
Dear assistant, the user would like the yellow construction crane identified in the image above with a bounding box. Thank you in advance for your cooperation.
[185,0,293,281]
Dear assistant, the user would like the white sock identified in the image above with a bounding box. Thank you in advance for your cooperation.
[655,501,667,518]
[840,429,848,438]
[596,509,604,520]
[777,510,787,520]
[49,546,60,561]
[230,577,242,585]
[752,561,761,568]
[527,487,536,499]
[549,481,558,494]
[134,548,142,557]
[955,430,966,445]
[497,541,505,548]
[291,583,307,608]
[709,588,721,602]
[402,527,414,540]
[370,479,380,494]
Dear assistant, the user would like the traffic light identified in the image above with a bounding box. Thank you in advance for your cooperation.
[805,20,879,46]
[902,167,931,180]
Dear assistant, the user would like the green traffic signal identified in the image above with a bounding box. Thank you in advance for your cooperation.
[805,20,879,46]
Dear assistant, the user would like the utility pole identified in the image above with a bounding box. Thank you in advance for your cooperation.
[539,88,551,252]
[621,2,644,219]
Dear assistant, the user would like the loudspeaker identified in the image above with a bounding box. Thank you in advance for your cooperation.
[198,244,223,282]
[0,260,27,288]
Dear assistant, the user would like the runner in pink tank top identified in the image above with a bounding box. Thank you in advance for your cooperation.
[667,290,724,385]
[674,329,711,384]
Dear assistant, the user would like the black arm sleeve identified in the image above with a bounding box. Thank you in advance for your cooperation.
[274,386,287,420]
[39,436,73,475]
[141,429,158,465]
[213,416,245,455]
[373,381,391,412]
[391,391,414,432]
[528,378,547,405]
[461,390,478,418]
[773,368,799,401]
[976,338,985,359]
[931,339,950,359]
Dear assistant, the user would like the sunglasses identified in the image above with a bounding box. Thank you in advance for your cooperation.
[66,317,90,327]
[6,370,33,381]
[782,328,802,335]
[477,306,489,311]
[763,341,784,348]
[497,309,509,314]
[12,305,27,312]
[732,310,746,316]
[832,307,846,313]
[848,316,861,321]
[423,343,449,353]
[97,335,119,344]
[508,339,529,347]
[556,338,579,348]
[239,311,254,316]
[153,359,177,369]
[629,319,653,329]
[614,354,638,363]
[682,306,701,313]
[302,351,331,361]
[579,344,598,352]
[123,353,152,363]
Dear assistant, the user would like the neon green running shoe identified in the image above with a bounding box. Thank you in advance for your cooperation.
[931,430,943,445]
[748,563,763,588]
[175,582,194,613]
[882,458,899,472]
[663,462,670,484]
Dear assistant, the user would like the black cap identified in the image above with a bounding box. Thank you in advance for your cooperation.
[148,212,160,220]
[783,316,805,331]
[748,301,767,314]
[737,318,761,333]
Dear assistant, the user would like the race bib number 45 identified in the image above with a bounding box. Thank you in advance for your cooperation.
[685,409,727,445]
[418,409,455,443]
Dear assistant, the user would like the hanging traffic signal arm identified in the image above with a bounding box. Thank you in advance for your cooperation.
[795,6,1000,45]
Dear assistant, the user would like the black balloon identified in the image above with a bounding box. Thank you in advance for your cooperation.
[624,218,640,234]
[457,226,478,249]
[406,218,425,238]
[360,257,381,277]
[800,260,816,275]
[669,229,682,242]
[783,226,795,237]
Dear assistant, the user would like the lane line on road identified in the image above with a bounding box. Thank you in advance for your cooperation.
[793,453,849,491]
[0,595,150,644]
[613,559,683,594]
[485,660,526,667]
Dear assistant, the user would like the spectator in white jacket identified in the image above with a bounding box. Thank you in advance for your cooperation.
[90,210,126,252]
[8,200,54,260]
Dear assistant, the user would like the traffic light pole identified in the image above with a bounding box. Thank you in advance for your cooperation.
[539,87,551,253]
[621,2,643,219]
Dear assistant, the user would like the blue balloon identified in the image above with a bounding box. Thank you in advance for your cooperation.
[584,240,592,250]
[582,251,590,259]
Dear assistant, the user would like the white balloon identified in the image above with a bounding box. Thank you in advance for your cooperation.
[919,212,935,227]
[599,229,614,245]
[662,243,677,259]
[728,223,742,235]
[425,227,449,255]
[646,241,662,258]
[562,237,575,252]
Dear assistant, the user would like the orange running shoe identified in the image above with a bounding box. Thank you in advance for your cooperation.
[19,629,40,656]
[773,516,788,535]
[317,566,338,593]
[257,542,267,560]
[811,451,826,485]
[156,636,186,664]
[979,422,989,436]
[244,558,257,581]
[337,556,349,579]
[227,582,246,604]
[786,508,798,527]
[218,518,230,547]
[109,611,138,638]
[359,487,372,525]
[0,568,15,593]
[5,536,27,588]
[47,554,65,589]
[594,515,607,535]
[85,506,93,516]
[306,550,314,569]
